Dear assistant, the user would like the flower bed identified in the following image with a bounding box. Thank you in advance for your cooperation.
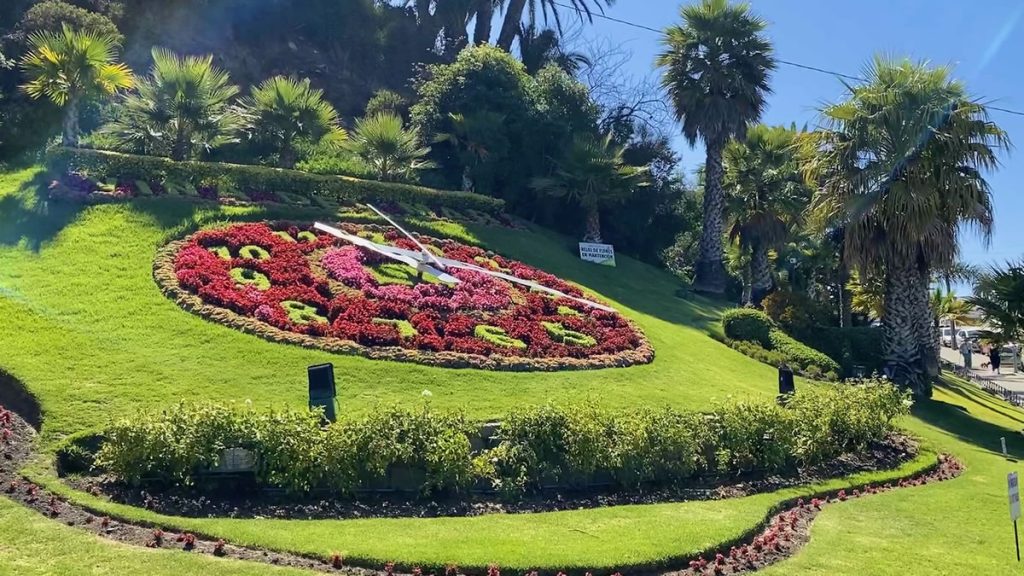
[155,222,652,370]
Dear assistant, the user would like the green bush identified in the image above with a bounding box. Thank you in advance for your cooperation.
[47,147,505,214]
[769,330,842,376]
[722,308,841,378]
[95,384,909,496]
[761,290,832,334]
[722,308,773,347]
[807,326,885,376]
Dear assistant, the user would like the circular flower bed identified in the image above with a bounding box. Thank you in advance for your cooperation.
[154,222,653,370]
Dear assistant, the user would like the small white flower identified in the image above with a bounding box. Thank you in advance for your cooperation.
[421,389,433,398]
[245,399,253,409]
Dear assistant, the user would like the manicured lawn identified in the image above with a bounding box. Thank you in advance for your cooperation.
[3,166,1022,574]
[0,167,776,449]
[0,497,308,576]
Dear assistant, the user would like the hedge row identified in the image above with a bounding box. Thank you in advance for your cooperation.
[722,308,842,377]
[94,383,909,496]
[47,147,505,214]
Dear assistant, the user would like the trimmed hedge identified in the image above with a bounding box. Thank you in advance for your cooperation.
[722,308,773,347]
[722,308,841,378]
[94,383,909,496]
[47,147,505,214]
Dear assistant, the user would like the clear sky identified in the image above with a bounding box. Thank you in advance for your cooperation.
[573,0,1024,281]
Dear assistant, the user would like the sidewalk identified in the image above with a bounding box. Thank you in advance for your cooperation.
[939,346,1024,392]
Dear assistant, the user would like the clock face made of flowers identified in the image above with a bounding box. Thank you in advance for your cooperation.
[155,222,653,371]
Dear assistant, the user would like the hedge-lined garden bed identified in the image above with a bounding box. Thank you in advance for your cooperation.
[80,381,909,501]
[47,147,505,214]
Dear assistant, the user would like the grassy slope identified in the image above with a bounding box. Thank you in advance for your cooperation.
[2,167,1022,573]
[0,167,775,448]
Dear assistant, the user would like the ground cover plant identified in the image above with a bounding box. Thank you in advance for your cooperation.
[160,221,651,370]
[721,308,841,379]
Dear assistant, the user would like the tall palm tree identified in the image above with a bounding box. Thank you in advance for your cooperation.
[517,23,591,75]
[473,0,503,45]
[723,124,809,306]
[20,25,133,147]
[238,76,343,169]
[346,113,434,182]
[101,48,241,160]
[531,133,649,243]
[806,57,1009,395]
[496,0,611,51]
[656,0,775,295]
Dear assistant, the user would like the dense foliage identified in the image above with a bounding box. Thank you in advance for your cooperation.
[722,308,840,378]
[95,382,910,495]
[49,147,504,212]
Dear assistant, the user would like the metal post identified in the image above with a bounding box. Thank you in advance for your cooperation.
[1015,520,1020,562]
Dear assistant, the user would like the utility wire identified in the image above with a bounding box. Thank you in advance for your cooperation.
[551,1,1024,118]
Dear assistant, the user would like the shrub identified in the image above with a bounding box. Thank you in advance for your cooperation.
[722,308,840,378]
[47,147,505,214]
[722,308,773,347]
[95,383,909,496]
[761,290,831,335]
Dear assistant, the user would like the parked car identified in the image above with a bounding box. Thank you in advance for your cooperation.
[957,328,985,352]
[941,327,954,347]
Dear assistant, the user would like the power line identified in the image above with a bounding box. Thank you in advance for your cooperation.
[551,1,1024,118]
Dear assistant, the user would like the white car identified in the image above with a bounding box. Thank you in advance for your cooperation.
[957,328,985,352]
[941,327,954,348]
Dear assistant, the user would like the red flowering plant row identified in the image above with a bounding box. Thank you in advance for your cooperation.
[162,222,653,370]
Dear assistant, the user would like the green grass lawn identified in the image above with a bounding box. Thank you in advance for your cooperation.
[2,166,1023,574]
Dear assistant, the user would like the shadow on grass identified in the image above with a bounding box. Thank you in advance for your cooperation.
[913,379,1024,459]
[0,172,84,251]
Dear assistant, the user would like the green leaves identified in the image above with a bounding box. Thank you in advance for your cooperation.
[346,113,434,182]
[20,24,132,108]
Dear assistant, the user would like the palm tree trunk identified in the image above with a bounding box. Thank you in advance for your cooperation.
[583,207,602,243]
[62,96,80,147]
[474,0,494,44]
[279,141,297,169]
[172,124,190,162]
[693,135,728,295]
[917,271,940,385]
[496,0,527,51]
[749,243,772,307]
[883,258,930,395]
[838,262,852,328]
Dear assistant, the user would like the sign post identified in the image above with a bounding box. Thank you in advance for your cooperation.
[578,242,616,267]
[1010,472,1021,561]
[1003,437,1009,459]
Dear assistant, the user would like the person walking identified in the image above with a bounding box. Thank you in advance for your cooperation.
[959,339,973,370]
[989,345,1002,375]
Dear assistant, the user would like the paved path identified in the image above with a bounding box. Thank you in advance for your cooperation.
[940,346,1024,392]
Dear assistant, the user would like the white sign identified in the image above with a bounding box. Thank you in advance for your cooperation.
[1010,472,1021,521]
[579,242,616,267]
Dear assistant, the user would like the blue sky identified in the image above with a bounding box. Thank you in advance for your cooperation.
[571,0,1024,281]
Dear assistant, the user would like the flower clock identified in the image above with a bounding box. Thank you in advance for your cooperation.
[155,222,653,370]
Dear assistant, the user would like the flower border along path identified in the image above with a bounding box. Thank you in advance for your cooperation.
[0,403,963,576]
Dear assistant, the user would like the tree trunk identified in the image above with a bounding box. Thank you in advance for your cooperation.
[171,123,190,162]
[279,141,296,169]
[583,207,602,243]
[838,263,852,328]
[473,0,493,44]
[749,243,772,307]
[496,0,527,51]
[693,135,728,295]
[950,318,958,350]
[882,258,930,396]
[62,96,80,147]
[917,270,940,385]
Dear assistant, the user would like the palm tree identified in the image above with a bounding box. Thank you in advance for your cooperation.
[723,125,809,306]
[931,287,973,350]
[847,270,885,321]
[346,113,434,182]
[806,57,1009,394]
[100,48,240,161]
[531,133,649,243]
[496,0,611,51]
[19,25,133,147]
[239,76,343,169]
[968,262,1024,349]
[517,23,591,75]
[656,0,775,295]
[473,0,503,45]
